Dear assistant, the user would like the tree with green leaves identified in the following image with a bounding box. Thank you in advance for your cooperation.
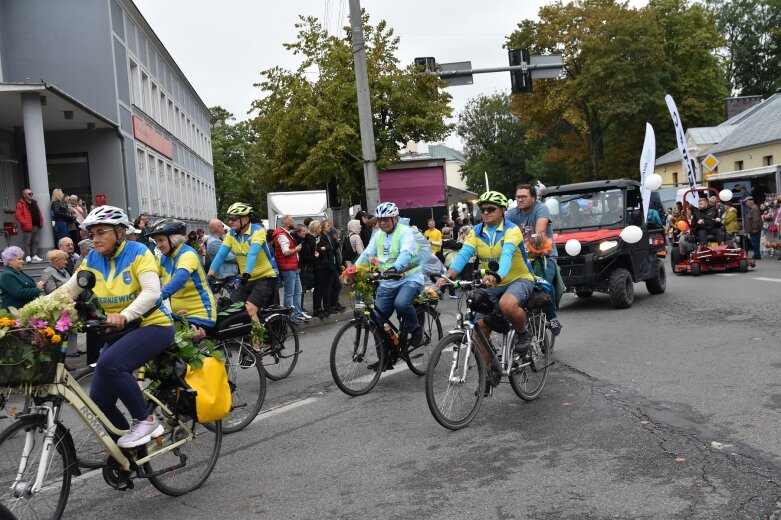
[456,93,569,195]
[210,106,265,217]
[507,0,728,182]
[249,13,453,204]
[705,0,781,97]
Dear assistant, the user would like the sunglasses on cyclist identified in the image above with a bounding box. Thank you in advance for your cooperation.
[479,206,500,214]
[227,216,241,222]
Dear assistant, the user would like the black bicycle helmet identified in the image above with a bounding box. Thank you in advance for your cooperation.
[145,218,187,238]
[468,288,496,314]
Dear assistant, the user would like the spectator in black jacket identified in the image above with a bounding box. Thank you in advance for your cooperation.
[690,197,723,244]
[295,223,315,313]
[356,210,373,248]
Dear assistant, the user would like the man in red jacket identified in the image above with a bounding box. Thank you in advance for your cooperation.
[273,215,309,323]
[14,188,44,262]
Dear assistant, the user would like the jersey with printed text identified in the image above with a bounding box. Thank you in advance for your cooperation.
[78,240,171,327]
[463,220,535,285]
[159,244,216,327]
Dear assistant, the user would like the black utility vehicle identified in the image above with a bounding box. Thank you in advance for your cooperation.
[543,179,667,309]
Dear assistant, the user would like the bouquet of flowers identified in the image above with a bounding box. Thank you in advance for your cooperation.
[524,235,554,260]
[0,292,81,386]
[340,258,379,303]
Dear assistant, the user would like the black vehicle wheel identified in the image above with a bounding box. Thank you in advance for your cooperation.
[262,315,300,381]
[670,247,683,272]
[0,414,73,519]
[575,290,593,298]
[330,320,385,397]
[405,306,443,376]
[690,262,701,276]
[425,333,485,430]
[738,258,748,273]
[608,268,634,309]
[646,259,666,295]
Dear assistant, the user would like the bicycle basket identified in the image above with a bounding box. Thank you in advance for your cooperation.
[0,334,60,387]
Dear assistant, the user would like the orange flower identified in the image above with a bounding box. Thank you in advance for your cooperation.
[42,327,56,337]
[526,236,553,257]
[50,334,62,344]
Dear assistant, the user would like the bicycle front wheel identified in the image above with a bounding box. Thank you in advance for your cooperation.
[406,305,443,376]
[330,319,385,397]
[64,366,115,469]
[211,339,266,434]
[262,315,300,381]
[509,313,552,401]
[145,402,222,496]
[0,414,73,519]
[425,333,485,430]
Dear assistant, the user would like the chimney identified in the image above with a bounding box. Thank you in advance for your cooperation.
[406,140,418,154]
[724,95,763,120]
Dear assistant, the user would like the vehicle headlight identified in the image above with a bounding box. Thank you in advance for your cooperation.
[598,240,618,253]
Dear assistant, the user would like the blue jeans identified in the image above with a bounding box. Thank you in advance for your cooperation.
[749,231,762,259]
[281,269,303,317]
[90,325,174,429]
[539,258,558,321]
[54,220,69,243]
[374,280,423,331]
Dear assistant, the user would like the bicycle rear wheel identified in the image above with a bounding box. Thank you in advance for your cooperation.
[145,401,222,496]
[425,333,485,430]
[0,414,73,519]
[262,315,300,381]
[509,312,552,401]
[330,319,385,397]
[211,339,266,434]
[406,305,443,376]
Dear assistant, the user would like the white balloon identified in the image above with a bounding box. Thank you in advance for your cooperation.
[644,173,663,191]
[544,198,560,216]
[565,239,581,256]
[719,189,733,202]
[620,225,643,244]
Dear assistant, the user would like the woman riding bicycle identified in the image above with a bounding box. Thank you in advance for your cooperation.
[54,205,174,448]
[146,218,217,334]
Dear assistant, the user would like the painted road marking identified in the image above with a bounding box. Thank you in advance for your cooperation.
[753,277,781,283]
[716,273,739,276]
[251,396,319,424]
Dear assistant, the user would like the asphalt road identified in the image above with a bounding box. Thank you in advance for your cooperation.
[16,258,781,518]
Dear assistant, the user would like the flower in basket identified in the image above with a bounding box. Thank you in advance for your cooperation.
[340,261,378,303]
[0,293,82,386]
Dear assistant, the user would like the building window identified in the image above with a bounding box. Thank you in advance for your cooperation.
[672,172,678,186]
[734,160,743,171]
[129,60,140,107]
[141,72,151,113]
[763,155,774,166]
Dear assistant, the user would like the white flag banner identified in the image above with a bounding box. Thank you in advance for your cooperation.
[665,94,698,205]
[639,123,655,223]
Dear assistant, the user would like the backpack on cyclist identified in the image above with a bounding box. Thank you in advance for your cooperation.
[173,357,231,424]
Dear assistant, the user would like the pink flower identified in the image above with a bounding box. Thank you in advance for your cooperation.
[55,310,73,333]
[371,257,379,265]
[344,266,357,276]
[29,318,48,329]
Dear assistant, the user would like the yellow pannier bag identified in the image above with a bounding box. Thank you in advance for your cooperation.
[182,357,231,424]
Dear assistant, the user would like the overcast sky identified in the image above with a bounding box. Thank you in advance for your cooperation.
[133,0,645,150]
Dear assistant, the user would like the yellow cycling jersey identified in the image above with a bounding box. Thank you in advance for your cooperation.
[222,223,276,281]
[78,240,171,327]
[159,244,216,327]
[463,220,535,285]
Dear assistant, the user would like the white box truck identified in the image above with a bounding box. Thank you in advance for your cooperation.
[266,190,330,229]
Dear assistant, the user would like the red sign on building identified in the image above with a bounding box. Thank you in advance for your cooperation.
[132,116,173,159]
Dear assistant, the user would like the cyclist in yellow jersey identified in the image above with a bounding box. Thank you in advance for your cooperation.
[207,202,278,319]
[437,191,537,351]
[54,205,174,448]
[146,218,216,331]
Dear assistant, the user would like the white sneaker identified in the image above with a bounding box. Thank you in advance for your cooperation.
[300,312,312,319]
[25,256,31,262]
[117,417,165,448]
[31,255,43,262]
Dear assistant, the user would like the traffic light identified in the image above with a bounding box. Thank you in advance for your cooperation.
[509,49,532,93]
[414,57,436,73]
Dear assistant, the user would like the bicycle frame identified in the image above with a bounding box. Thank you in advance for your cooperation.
[13,360,194,496]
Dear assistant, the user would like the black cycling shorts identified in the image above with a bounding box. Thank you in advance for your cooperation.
[232,277,277,310]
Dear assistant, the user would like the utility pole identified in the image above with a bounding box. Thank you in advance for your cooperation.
[348,0,380,213]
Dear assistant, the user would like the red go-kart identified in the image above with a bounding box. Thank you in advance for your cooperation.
[670,187,756,276]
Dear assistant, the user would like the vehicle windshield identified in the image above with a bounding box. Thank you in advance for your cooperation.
[547,189,625,232]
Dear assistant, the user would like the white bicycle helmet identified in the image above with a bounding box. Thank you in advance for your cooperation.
[375,202,400,218]
[80,205,132,230]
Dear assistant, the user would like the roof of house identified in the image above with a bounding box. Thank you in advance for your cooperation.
[399,143,465,163]
[707,93,781,154]
[656,92,781,166]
